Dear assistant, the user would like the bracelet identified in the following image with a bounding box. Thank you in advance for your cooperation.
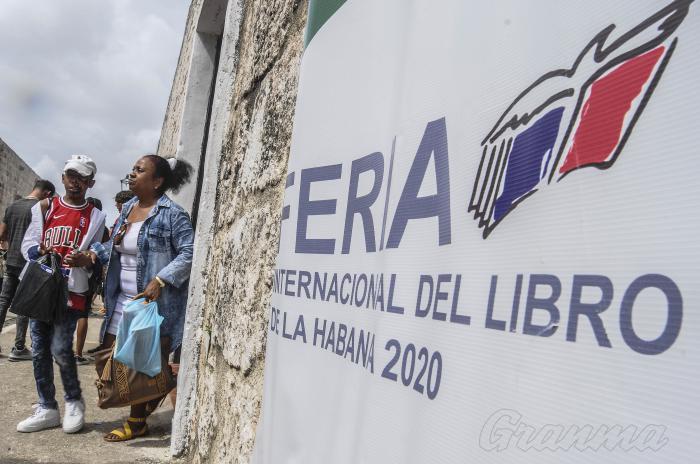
[155,276,167,288]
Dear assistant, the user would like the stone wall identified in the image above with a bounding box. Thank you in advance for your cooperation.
[0,138,39,216]
[161,0,308,462]
[157,0,204,159]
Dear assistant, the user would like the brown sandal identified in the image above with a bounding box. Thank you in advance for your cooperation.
[104,416,149,442]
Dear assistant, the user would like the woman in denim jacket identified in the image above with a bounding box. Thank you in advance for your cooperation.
[88,155,194,442]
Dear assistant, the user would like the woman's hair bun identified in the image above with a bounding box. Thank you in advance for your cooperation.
[143,154,193,194]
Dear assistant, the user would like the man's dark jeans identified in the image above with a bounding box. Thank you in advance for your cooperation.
[0,265,29,350]
[31,315,82,409]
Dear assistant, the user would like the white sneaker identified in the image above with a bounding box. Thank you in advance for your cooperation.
[62,398,85,433]
[16,405,61,432]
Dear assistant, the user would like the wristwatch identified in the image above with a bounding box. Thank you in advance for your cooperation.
[155,276,167,288]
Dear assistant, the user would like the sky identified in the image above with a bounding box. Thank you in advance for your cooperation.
[0,0,190,223]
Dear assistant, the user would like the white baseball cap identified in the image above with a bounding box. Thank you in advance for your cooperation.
[64,155,97,177]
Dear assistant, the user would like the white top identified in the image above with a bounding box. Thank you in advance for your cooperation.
[107,221,143,335]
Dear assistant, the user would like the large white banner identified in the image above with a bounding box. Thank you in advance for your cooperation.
[253,1,699,462]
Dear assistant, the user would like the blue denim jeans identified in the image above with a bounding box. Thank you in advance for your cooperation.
[30,315,82,409]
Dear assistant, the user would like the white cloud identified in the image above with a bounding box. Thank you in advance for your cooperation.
[32,155,61,181]
[0,0,190,222]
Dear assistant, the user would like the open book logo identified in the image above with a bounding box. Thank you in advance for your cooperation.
[469,0,692,238]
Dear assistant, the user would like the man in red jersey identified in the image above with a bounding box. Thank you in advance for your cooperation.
[16,155,106,435]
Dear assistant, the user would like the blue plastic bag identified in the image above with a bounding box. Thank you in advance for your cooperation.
[114,298,165,377]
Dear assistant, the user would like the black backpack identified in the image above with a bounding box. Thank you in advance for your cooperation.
[11,253,68,322]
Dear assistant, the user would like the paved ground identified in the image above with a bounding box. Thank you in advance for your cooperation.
[0,311,176,464]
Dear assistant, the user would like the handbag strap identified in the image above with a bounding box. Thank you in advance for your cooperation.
[100,344,116,382]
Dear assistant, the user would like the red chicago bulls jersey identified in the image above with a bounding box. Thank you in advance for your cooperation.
[42,197,95,311]
[43,197,95,263]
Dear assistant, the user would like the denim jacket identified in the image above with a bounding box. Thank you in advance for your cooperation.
[92,194,194,350]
